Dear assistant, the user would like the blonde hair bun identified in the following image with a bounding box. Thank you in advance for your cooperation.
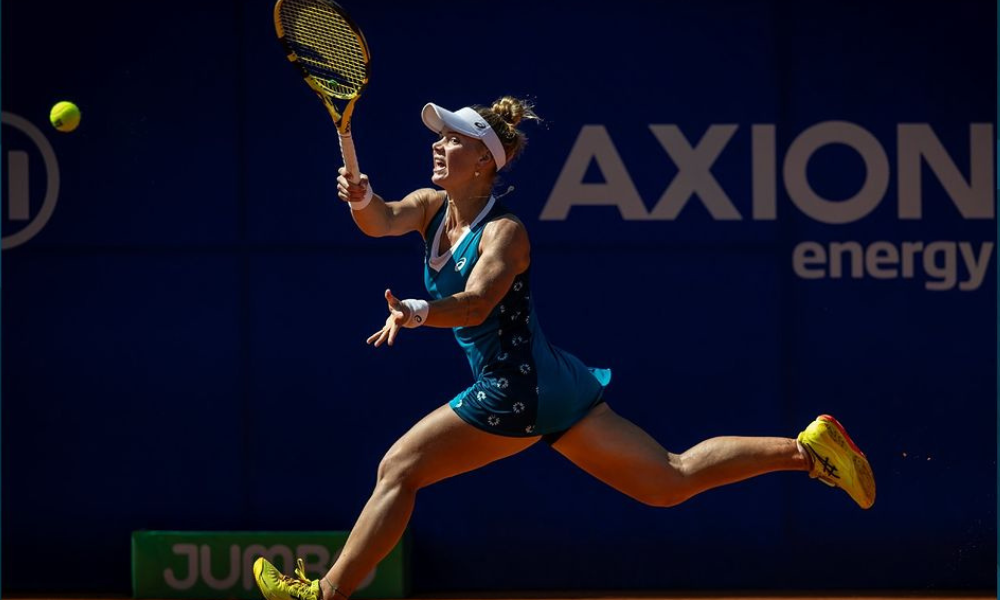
[474,95,541,168]
[491,96,539,128]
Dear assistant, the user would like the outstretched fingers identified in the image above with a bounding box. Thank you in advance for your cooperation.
[367,289,406,347]
[366,326,388,346]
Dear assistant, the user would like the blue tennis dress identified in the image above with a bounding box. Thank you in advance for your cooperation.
[425,195,611,437]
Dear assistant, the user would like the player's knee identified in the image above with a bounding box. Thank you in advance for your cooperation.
[635,467,694,508]
[376,446,421,492]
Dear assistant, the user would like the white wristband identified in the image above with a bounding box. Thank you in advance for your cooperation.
[349,184,374,211]
[400,299,430,328]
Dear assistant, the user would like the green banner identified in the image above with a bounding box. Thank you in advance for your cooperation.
[132,531,409,599]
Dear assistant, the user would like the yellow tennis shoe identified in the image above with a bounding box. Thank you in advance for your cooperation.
[797,414,876,509]
[253,557,321,600]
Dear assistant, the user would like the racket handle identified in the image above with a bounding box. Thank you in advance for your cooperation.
[339,131,361,185]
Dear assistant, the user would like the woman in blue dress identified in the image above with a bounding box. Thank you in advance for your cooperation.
[254,96,875,600]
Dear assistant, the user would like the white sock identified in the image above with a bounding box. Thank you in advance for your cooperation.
[797,439,814,470]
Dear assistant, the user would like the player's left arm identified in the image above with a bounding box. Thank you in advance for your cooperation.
[427,216,530,328]
[366,216,529,347]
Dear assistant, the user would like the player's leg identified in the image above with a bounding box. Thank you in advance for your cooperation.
[549,403,808,507]
[323,404,537,596]
[255,403,539,600]
[551,404,874,509]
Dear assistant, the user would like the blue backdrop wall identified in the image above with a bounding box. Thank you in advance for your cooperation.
[2,0,996,593]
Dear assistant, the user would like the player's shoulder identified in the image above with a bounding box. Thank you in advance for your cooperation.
[403,188,446,237]
[483,210,529,247]
[404,187,446,209]
[486,209,525,231]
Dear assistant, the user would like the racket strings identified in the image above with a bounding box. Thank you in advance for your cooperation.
[280,0,367,98]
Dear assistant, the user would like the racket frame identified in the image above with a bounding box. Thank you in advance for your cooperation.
[274,0,370,182]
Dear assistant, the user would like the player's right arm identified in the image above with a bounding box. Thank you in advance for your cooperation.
[337,167,442,238]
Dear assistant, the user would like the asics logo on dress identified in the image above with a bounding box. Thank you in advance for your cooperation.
[454,257,467,272]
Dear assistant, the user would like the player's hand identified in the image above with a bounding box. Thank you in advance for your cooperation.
[337,167,371,205]
[367,289,411,347]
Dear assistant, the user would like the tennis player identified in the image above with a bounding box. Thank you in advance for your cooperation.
[254,97,876,600]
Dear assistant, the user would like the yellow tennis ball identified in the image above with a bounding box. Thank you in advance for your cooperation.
[50,101,81,133]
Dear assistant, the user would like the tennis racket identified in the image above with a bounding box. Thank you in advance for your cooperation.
[274,0,371,184]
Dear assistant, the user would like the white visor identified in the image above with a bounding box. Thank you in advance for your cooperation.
[421,103,507,170]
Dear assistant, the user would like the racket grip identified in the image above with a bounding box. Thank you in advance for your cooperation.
[339,131,361,184]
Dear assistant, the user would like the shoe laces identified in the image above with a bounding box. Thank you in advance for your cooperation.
[271,558,315,598]
[293,558,311,582]
[806,445,841,481]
